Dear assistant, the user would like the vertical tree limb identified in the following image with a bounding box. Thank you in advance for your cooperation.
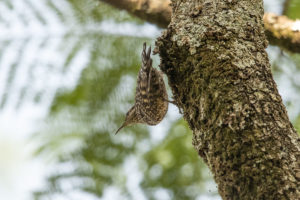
[156,0,300,199]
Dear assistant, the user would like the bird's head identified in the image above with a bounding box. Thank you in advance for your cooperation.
[115,106,139,134]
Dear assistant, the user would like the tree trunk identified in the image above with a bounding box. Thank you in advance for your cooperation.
[155,0,300,199]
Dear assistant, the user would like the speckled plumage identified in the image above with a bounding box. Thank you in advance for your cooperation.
[115,43,168,134]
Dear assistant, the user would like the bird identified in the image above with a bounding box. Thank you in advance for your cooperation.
[115,42,168,134]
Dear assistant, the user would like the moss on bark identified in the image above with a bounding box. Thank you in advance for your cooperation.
[156,0,300,199]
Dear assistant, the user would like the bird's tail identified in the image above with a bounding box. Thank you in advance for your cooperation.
[141,42,152,72]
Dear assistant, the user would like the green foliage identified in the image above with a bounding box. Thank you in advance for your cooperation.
[286,0,300,19]
[142,119,217,200]
[32,33,154,199]
[1,0,299,200]
[50,36,143,114]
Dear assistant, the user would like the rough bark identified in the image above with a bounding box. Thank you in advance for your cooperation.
[100,0,300,53]
[155,0,300,199]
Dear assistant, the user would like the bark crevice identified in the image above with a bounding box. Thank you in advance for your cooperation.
[156,0,300,199]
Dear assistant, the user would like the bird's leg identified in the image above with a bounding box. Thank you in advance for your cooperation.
[163,98,183,114]
[164,98,176,104]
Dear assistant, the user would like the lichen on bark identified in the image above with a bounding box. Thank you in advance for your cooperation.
[155,0,300,199]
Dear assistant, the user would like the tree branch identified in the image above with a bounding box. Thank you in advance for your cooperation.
[264,13,300,53]
[100,0,171,28]
[100,0,300,53]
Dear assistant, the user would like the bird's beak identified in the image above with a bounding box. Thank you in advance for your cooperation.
[115,122,126,135]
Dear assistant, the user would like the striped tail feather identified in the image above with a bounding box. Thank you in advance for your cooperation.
[141,42,152,72]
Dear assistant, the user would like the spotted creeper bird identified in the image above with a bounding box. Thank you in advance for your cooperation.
[115,43,168,134]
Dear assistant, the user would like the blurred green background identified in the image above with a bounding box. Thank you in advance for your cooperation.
[0,0,299,200]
